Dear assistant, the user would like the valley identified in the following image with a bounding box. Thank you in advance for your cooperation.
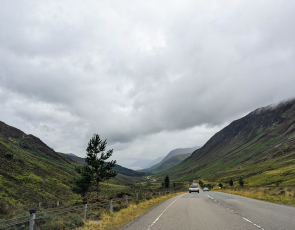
[1,98,295,229]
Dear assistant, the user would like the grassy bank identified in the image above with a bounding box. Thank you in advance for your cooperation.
[77,191,185,230]
[217,186,295,206]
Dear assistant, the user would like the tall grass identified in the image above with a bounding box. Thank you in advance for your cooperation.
[219,186,295,206]
[77,192,185,230]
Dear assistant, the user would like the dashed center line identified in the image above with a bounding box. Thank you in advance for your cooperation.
[205,193,264,229]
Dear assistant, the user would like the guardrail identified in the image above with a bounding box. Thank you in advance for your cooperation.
[0,189,185,229]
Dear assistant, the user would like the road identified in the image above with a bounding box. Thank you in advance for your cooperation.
[121,190,295,230]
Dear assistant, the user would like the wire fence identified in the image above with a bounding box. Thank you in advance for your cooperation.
[0,189,185,229]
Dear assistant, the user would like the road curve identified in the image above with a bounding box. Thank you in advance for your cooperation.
[120,190,295,230]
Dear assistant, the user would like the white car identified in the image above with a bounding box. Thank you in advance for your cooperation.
[203,187,209,192]
[189,184,200,193]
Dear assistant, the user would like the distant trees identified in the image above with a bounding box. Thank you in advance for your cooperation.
[229,178,233,187]
[239,177,244,187]
[164,175,170,188]
[198,180,204,188]
[218,183,223,188]
[71,134,117,200]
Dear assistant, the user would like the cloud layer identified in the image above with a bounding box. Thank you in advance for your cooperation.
[1,0,295,166]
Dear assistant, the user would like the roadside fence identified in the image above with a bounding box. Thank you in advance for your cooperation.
[0,189,185,229]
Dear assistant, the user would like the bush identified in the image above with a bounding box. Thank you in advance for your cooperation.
[239,177,244,187]
[5,152,13,159]
[116,192,131,198]
[229,178,233,187]
[199,180,204,188]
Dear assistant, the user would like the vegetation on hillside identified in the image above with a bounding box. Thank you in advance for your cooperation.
[156,99,295,188]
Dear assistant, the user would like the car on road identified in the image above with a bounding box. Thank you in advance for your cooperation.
[203,187,209,192]
[189,184,200,193]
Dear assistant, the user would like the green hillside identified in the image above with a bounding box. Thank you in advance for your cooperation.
[156,99,295,187]
[0,122,141,209]
[0,121,80,207]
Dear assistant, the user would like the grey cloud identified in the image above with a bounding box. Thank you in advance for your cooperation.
[0,0,295,164]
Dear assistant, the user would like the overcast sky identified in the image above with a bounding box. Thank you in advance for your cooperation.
[1,0,295,167]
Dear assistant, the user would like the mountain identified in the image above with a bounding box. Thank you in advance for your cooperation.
[57,152,145,177]
[161,147,198,162]
[151,153,191,173]
[128,156,165,170]
[0,121,141,207]
[66,153,77,157]
[140,147,199,173]
[146,156,165,168]
[156,99,295,187]
[0,121,80,206]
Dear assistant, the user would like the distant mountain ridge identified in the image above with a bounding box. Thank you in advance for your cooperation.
[139,147,199,173]
[156,98,295,187]
[57,152,145,177]
[128,156,164,170]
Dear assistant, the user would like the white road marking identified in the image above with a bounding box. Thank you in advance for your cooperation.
[147,197,179,230]
[243,217,265,230]
[206,193,264,230]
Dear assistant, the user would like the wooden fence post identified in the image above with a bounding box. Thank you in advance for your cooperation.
[29,209,36,230]
[110,199,113,212]
[83,201,87,220]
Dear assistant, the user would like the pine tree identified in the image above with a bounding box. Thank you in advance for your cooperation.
[164,175,170,188]
[71,165,93,200]
[86,134,117,199]
[72,134,117,200]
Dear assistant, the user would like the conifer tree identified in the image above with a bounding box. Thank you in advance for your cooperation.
[85,134,117,199]
[72,134,117,200]
[164,175,170,188]
[71,165,93,200]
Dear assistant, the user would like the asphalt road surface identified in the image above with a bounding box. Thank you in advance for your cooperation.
[121,190,295,230]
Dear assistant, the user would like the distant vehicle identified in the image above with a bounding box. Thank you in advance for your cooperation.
[203,187,209,192]
[189,184,200,193]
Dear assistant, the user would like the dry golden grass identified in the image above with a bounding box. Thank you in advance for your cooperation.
[219,187,295,206]
[77,192,185,230]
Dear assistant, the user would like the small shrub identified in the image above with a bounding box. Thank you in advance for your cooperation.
[239,177,244,187]
[5,152,14,159]
[229,178,233,187]
[116,192,131,198]
[0,200,8,214]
